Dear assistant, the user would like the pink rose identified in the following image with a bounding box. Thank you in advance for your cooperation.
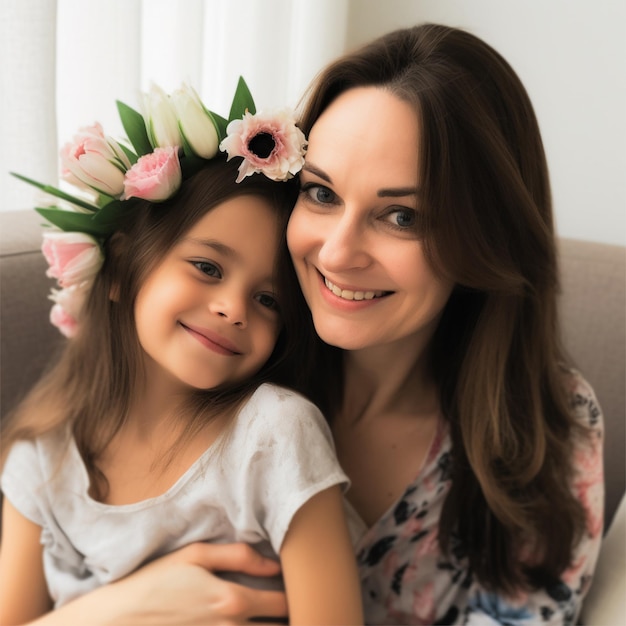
[60,122,131,197]
[123,146,182,202]
[42,232,103,288]
[48,283,91,338]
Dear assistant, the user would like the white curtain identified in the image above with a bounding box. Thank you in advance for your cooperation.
[1,0,349,213]
[1,0,59,211]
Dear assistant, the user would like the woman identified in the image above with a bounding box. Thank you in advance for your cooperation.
[14,23,603,625]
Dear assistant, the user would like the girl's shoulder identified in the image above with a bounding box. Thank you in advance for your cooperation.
[3,424,71,470]
[231,383,334,448]
[245,383,326,421]
[1,425,75,525]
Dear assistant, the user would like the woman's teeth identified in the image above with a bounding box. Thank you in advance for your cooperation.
[324,278,386,301]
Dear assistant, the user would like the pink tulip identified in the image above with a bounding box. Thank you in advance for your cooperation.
[42,232,103,288]
[48,283,91,338]
[60,123,131,197]
[49,303,79,338]
[123,146,182,202]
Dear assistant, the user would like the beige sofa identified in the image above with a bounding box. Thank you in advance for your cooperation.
[1,209,624,622]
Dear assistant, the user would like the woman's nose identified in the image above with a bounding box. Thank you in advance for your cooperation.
[317,211,371,272]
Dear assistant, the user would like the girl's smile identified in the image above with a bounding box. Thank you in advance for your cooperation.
[178,322,243,356]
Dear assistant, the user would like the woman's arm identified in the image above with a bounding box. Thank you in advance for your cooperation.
[280,485,363,625]
[0,498,52,625]
[6,543,287,626]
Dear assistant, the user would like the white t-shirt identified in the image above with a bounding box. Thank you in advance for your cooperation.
[1,383,349,607]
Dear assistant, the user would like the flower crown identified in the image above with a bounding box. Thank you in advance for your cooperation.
[11,78,307,337]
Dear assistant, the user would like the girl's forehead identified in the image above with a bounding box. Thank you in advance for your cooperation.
[180,196,281,272]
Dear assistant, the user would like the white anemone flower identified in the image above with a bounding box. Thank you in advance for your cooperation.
[220,108,307,183]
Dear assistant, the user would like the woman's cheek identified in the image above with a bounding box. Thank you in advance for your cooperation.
[286,203,309,261]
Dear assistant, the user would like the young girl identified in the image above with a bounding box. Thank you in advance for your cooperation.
[0,84,363,626]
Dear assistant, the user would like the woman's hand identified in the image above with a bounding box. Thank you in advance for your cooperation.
[31,543,288,626]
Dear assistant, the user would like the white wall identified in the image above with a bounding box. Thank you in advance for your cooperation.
[343,0,626,246]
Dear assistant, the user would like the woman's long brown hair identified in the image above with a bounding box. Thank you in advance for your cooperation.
[296,23,587,593]
[1,156,305,500]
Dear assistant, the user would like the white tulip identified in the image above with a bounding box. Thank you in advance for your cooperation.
[171,84,219,159]
[143,84,182,148]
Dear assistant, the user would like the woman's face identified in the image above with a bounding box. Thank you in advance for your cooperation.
[287,87,454,352]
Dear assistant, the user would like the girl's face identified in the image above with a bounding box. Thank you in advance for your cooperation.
[287,87,454,353]
[134,196,282,393]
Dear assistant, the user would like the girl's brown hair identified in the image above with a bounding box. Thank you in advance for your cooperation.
[297,23,586,593]
[1,155,305,499]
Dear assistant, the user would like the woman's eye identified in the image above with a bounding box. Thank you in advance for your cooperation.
[300,183,337,205]
[256,293,280,312]
[385,208,418,230]
[192,261,221,278]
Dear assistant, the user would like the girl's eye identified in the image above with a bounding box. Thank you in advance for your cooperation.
[300,182,337,205]
[255,293,280,312]
[385,207,418,230]
[192,261,221,278]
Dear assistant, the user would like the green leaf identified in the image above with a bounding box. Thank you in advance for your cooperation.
[118,142,138,165]
[95,192,117,208]
[35,207,108,237]
[91,199,128,229]
[179,151,205,179]
[10,172,99,212]
[116,100,153,156]
[35,199,129,238]
[228,76,256,122]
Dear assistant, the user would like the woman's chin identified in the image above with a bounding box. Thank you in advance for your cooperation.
[312,319,373,351]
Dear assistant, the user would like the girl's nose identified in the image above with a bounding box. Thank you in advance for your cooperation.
[317,211,371,272]
[209,291,247,328]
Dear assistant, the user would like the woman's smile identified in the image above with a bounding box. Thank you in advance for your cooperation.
[323,275,391,302]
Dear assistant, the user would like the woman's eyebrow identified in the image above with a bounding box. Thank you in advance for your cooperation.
[378,187,419,198]
[302,162,332,183]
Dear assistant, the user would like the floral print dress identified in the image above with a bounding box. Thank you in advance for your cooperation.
[347,371,604,625]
